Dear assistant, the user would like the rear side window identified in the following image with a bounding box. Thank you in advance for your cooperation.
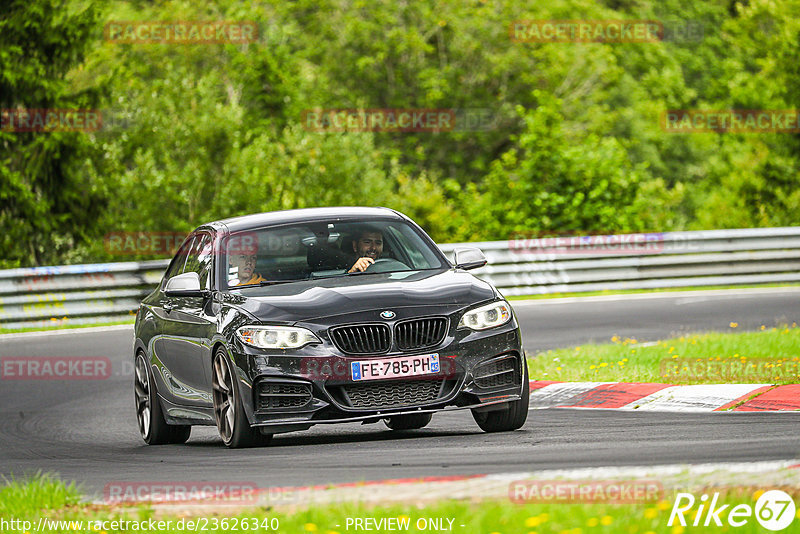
[183,233,214,289]
[162,236,195,286]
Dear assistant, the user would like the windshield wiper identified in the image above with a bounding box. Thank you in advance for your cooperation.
[310,272,349,280]
[233,279,302,288]
[347,270,380,275]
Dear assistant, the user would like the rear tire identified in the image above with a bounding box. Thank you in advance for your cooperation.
[384,413,432,430]
[212,348,272,448]
[134,352,191,445]
[471,361,529,433]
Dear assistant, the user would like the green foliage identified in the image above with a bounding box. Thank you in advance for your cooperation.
[0,472,81,515]
[0,0,105,268]
[459,93,649,240]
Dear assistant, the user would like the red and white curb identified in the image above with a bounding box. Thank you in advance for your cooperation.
[528,381,800,412]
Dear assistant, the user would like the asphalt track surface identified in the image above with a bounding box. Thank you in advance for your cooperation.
[1,288,799,498]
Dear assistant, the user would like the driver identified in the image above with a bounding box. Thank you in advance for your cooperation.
[229,253,266,285]
[347,229,384,273]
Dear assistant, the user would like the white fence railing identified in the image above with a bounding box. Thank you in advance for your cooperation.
[2,227,800,329]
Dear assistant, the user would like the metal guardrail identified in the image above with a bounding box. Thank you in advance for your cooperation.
[2,227,800,330]
[0,261,170,329]
[443,227,800,296]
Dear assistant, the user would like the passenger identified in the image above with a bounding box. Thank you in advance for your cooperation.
[229,253,266,285]
[348,229,384,273]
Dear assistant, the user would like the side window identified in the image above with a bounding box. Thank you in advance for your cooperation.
[183,233,214,289]
[162,236,195,287]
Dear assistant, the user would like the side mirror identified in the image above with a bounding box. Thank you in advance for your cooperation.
[164,272,207,297]
[453,247,487,270]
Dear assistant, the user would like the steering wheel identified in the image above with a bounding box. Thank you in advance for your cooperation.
[364,258,408,273]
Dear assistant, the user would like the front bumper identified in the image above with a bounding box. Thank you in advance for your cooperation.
[231,323,525,429]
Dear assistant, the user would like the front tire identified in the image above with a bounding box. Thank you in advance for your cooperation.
[471,362,529,433]
[384,413,432,430]
[134,352,191,445]
[212,348,272,448]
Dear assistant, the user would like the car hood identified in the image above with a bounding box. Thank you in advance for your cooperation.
[228,269,496,323]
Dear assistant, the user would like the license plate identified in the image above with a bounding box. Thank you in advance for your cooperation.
[351,353,439,381]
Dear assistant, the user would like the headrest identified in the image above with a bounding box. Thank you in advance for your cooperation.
[307,245,351,270]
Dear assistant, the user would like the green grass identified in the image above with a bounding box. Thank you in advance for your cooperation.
[0,473,82,517]
[528,324,800,384]
[0,319,135,335]
[2,475,795,534]
[507,282,800,301]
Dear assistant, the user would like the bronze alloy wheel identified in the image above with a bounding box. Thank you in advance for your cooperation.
[212,349,272,448]
[134,352,190,444]
[212,351,237,444]
[134,354,152,439]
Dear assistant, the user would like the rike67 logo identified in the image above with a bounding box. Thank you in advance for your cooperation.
[669,490,796,531]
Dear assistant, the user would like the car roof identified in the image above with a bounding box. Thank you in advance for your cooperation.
[209,207,405,232]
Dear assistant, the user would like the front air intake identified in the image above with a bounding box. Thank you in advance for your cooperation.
[474,356,519,389]
[342,379,445,409]
[255,381,312,410]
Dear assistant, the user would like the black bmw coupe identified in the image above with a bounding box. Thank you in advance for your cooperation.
[133,207,528,447]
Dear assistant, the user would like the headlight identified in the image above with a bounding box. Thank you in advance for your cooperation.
[458,300,512,331]
[236,325,320,349]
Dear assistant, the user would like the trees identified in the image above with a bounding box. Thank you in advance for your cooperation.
[459,94,649,241]
[4,0,800,267]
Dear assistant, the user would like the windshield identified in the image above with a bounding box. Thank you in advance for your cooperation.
[223,219,445,288]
